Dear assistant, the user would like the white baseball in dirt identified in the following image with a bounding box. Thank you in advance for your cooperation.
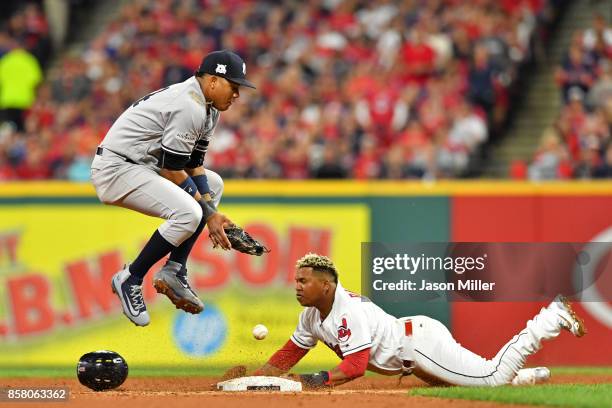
[252,324,268,340]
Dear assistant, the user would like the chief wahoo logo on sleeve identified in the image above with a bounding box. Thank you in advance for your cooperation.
[337,317,351,342]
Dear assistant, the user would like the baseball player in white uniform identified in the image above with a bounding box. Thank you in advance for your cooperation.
[248,253,585,388]
[91,50,256,327]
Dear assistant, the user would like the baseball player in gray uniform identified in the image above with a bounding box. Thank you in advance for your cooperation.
[91,50,255,326]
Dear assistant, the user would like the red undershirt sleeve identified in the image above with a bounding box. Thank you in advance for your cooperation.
[336,348,370,378]
[255,339,309,374]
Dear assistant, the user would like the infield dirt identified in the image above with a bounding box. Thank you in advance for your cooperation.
[2,373,610,408]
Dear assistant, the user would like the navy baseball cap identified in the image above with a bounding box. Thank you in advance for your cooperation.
[196,50,256,89]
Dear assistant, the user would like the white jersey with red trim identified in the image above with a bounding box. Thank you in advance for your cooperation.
[290,282,578,387]
[290,282,407,372]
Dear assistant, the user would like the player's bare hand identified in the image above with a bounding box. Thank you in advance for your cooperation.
[206,212,232,250]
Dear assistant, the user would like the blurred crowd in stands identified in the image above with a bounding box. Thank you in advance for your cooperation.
[0,3,49,134]
[527,12,612,179]
[0,0,562,180]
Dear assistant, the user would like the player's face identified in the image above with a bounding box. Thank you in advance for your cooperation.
[209,76,240,111]
[294,267,328,306]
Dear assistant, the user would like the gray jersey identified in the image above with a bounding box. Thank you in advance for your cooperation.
[101,76,219,170]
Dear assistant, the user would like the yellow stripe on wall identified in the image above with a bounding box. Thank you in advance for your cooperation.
[1,180,611,197]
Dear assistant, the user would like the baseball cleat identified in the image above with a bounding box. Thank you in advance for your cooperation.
[512,367,551,386]
[153,260,204,314]
[111,265,150,326]
[548,295,586,337]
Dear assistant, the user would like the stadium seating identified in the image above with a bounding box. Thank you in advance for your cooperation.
[528,13,611,180]
[0,0,557,180]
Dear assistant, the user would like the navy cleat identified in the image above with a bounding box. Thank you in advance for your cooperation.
[111,265,150,326]
[153,260,204,314]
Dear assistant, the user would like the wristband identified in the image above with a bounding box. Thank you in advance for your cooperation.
[178,177,198,197]
[299,371,331,388]
[191,174,211,195]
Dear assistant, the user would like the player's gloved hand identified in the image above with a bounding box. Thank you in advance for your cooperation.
[224,225,270,256]
[282,372,330,390]
[280,373,300,382]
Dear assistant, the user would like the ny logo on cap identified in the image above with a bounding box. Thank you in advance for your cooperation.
[215,64,227,74]
[242,63,246,75]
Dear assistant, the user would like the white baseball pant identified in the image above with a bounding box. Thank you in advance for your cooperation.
[403,306,564,386]
[90,149,223,246]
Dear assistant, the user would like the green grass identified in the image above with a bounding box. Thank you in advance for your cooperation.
[552,366,612,375]
[411,384,612,408]
[0,367,76,378]
[4,365,608,378]
[0,364,328,378]
[0,366,225,378]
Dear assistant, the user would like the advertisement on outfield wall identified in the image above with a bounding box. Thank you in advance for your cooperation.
[0,183,610,367]
[451,196,612,365]
[0,204,369,368]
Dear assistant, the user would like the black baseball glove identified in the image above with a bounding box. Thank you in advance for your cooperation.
[224,225,270,256]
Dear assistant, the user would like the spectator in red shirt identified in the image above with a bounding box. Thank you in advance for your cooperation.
[401,27,436,85]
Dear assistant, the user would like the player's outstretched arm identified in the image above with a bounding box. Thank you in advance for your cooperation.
[285,348,370,389]
[220,339,309,382]
[253,339,310,376]
[219,362,286,383]
[254,363,287,377]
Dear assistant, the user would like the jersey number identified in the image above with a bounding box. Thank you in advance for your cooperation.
[132,86,170,107]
